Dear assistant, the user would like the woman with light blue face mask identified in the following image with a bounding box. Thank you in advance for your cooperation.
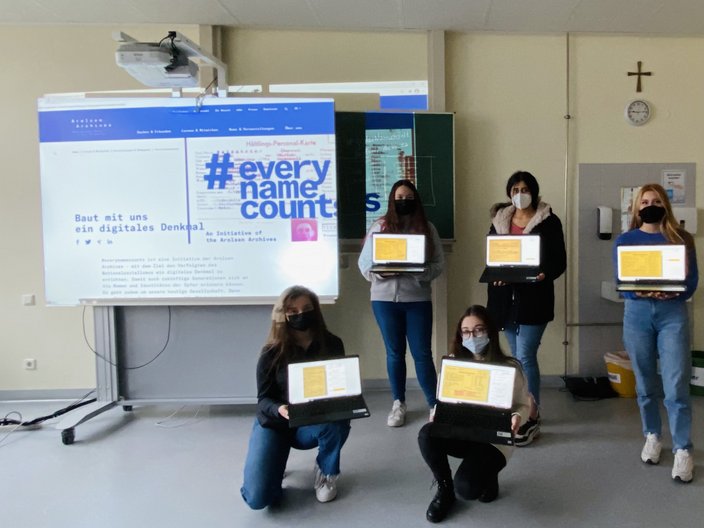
[417,305,531,523]
[486,170,566,446]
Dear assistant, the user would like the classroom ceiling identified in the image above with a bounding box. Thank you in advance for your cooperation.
[3,0,704,35]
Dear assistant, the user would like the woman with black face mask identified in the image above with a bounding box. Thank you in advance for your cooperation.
[241,285,351,509]
[417,305,531,523]
[613,184,698,484]
[358,179,445,427]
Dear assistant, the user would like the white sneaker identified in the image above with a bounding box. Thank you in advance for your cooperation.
[672,449,694,483]
[641,433,662,465]
[387,400,406,427]
[314,464,338,502]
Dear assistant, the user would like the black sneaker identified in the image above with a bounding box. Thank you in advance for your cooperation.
[514,416,540,447]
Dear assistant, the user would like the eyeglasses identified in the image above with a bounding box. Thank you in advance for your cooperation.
[461,328,487,338]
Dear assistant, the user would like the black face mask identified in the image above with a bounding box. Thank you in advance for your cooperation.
[394,199,417,216]
[286,310,316,331]
[639,205,666,224]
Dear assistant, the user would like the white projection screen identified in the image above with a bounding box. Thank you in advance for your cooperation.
[38,96,339,306]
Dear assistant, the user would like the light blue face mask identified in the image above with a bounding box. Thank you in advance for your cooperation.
[462,335,490,356]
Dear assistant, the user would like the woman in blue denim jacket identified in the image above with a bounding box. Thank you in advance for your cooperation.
[358,179,444,427]
[613,183,698,483]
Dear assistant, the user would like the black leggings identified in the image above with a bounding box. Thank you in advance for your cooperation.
[418,422,507,500]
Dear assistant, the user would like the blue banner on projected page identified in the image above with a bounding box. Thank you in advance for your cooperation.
[38,97,339,305]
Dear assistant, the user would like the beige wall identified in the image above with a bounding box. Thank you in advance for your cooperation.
[2,26,703,392]
[222,28,427,87]
[446,32,704,376]
[0,25,200,392]
[445,33,568,376]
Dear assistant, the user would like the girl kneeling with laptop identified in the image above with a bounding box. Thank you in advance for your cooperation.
[241,286,351,509]
[418,305,531,523]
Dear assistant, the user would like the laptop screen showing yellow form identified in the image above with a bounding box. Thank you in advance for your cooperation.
[372,233,426,264]
[438,359,516,409]
[288,357,362,404]
[617,245,686,281]
[486,235,540,267]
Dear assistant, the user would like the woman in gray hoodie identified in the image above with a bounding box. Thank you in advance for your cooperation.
[358,179,444,427]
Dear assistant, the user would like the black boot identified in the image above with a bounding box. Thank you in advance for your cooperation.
[426,480,455,523]
[478,476,499,503]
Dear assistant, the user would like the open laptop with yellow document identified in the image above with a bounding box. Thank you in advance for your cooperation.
[478,235,541,283]
[287,355,370,428]
[616,244,687,292]
[432,356,516,445]
[370,233,427,273]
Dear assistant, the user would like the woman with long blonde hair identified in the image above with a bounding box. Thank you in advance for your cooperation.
[613,183,698,483]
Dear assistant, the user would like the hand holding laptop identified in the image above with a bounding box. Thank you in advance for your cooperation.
[511,414,521,435]
[635,291,680,300]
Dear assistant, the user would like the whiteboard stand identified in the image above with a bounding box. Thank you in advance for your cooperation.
[56,307,120,445]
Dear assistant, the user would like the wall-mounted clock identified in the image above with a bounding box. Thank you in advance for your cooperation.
[625,99,651,126]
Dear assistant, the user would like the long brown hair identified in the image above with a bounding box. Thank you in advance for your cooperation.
[450,305,516,365]
[628,183,693,248]
[264,285,328,371]
[379,179,434,258]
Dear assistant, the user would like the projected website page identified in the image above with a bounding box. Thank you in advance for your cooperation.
[38,97,338,305]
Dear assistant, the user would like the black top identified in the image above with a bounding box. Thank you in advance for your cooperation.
[255,331,345,430]
[486,207,566,327]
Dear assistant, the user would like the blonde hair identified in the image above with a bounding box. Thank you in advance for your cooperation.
[628,183,692,247]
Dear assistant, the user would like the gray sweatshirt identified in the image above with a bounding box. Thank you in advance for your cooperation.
[358,220,444,302]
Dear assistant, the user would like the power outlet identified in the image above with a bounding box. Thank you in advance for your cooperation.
[22,294,36,306]
[23,358,37,370]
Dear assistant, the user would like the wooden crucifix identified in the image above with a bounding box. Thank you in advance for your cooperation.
[627,61,652,92]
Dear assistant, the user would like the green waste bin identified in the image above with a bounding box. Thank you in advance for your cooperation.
[691,351,704,396]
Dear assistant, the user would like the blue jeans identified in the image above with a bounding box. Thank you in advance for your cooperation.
[623,299,692,451]
[240,419,351,510]
[372,300,438,406]
[503,322,547,406]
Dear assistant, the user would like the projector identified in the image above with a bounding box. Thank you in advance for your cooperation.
[115,42,199,88]
[113,31,228,95]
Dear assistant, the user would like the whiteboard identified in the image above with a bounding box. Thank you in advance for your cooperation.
[38,97,339,306]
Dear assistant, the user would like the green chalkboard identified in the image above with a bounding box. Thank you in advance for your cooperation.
[335,112,454,240]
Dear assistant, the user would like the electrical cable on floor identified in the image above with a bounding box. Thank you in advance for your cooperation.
[0,389,96,427]
[0,411,24,446]
[155,405,205,428]
[0,390,96,446]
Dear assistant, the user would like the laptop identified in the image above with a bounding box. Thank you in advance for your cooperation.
[616,244,687,292]
[370,233,427,273]
[287,355,371,428]
[478,235,541,283]
[432,356,516,445]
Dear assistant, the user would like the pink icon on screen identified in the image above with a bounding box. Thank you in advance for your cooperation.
[291,219,318,242]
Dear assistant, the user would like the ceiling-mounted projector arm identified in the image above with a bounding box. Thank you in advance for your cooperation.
[166,31,228,96]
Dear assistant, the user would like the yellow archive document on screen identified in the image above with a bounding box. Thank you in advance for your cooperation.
[488,239,521,263]
[303,366,328,399]
[620,250,663,278]
[375,238,408,261]
[440,365,491,403]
